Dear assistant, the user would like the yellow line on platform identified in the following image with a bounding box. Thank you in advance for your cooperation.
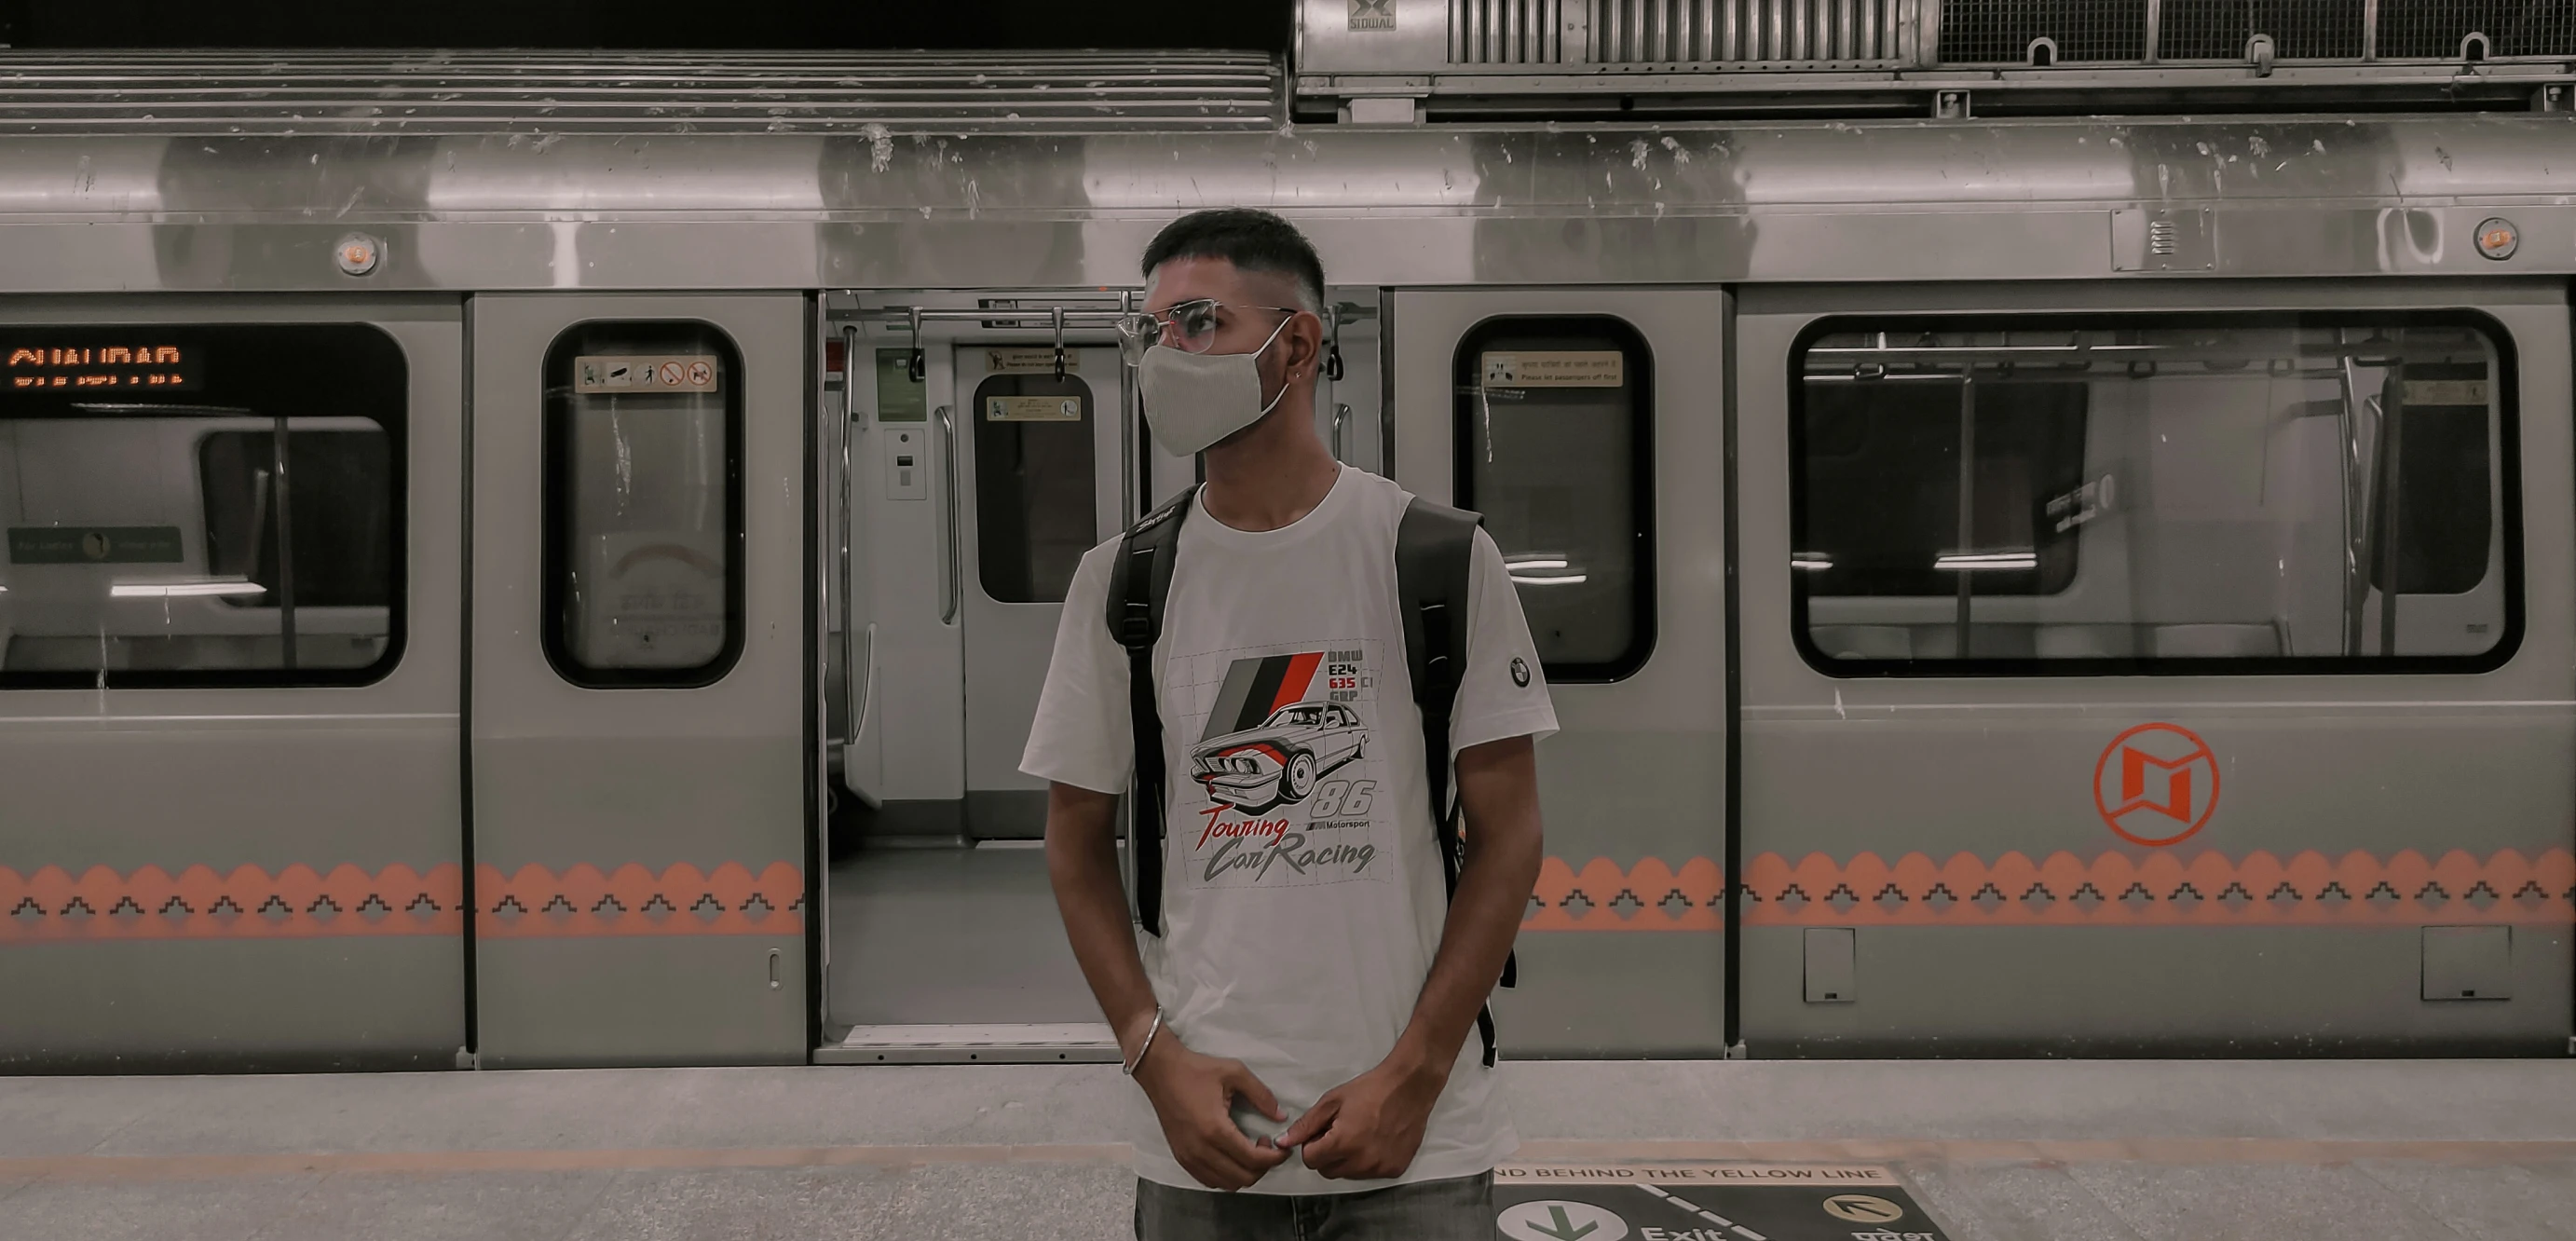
[7,1138,2576,1182]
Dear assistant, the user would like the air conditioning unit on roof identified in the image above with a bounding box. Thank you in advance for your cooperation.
[1294,0,2576,120]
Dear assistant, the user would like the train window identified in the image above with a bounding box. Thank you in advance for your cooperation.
[1792,315,2517,675]
[970,371,1094,603]
[542,321,743,688]
[1454,316,1655,680]
[0,323,405,689]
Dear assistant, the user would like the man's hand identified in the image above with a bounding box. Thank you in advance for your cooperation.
[1274,1048,1448,1180]
[1133,1035,1291,1191]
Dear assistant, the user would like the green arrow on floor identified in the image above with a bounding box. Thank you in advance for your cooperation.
[1528,1205,1599,1241]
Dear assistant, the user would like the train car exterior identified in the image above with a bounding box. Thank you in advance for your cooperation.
[0,48,2570,1069]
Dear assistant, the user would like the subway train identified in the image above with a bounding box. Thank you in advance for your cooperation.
[3,1,2575,1071]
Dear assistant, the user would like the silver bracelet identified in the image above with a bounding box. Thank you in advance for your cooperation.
[1121,1007,1165,1077]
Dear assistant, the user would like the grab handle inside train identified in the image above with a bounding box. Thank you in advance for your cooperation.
[935,402,961,625]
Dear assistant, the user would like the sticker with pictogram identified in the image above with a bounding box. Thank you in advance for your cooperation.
[2093,723,2219,847]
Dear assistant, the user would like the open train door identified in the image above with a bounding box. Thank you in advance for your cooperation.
[469,294,809,1067]
[1390,287,1732,1057]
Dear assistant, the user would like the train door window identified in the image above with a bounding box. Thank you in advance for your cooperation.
[970,370,1094,603]
[1454,316,1655,680]
[1792,315,2516,674]
[0,324,405,687]
[541,321,744,688]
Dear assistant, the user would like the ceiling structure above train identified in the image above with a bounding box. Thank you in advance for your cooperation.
[1295,0,2576,119]
[0,50,1286,136]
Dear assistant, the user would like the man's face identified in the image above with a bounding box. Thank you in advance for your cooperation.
[1141,255,1305,361]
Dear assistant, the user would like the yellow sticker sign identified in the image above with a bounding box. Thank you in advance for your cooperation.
[1482,351,1625,389]
[985,348,1077,375]
[986,395,1084,422]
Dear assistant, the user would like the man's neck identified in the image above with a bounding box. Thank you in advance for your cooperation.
[1199,402,1342,533]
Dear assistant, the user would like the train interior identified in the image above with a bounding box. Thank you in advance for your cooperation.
[820,291,1390,1059]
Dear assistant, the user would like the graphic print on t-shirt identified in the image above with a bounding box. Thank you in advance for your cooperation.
[1174,638,1388,892]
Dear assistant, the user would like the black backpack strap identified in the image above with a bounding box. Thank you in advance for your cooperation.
[1395,496,1511,1067]
[1106,484,1197,938]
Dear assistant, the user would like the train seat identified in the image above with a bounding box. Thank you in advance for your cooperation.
[2147,623,2281,658]
[1809,624,1911,661]
[1908,624,2036,660]
[2034,624,2137,659]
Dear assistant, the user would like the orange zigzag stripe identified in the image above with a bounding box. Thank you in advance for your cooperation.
[0,864,463,942]
[1525,849,2576,931]
[474,863,805,938]
[1,862,809,942]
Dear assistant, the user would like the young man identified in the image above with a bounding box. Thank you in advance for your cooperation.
[1021,208,1556,1239]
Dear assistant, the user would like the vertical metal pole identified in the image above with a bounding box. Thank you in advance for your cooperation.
[270,415,297,673]
[1121,292,1138,522]
[1956,377,1974,659]
[2144,0,2161,61]
[2378,374,2404,657]
[2337,349,2365,657]
[2363,0,2380,60]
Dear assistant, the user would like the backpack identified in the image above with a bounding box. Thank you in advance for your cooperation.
[1107,482,1516,1067]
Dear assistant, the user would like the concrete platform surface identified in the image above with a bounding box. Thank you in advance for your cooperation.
[4,1059,2576,1239]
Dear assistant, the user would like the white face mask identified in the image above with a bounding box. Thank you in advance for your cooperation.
[1136,314,1293,457]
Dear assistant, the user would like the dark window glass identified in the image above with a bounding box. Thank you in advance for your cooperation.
[970,372,1095,604]
[0,323,405,688]
[542,321,743,688]
[1455,316,1655,681]
[1793,316,2516,675]
[1801,379,2087,598]
[201,430,393,608]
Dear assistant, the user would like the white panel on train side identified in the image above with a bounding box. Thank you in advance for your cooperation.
[842,331,965,823]
[1392,287,1731,1057]
[470,293,807,1067]
[1734,279,2574,1056]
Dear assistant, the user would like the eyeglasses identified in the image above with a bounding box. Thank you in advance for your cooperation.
[1114,298,1303,366]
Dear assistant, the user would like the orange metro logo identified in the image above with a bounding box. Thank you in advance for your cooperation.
[2092,722,2219,847]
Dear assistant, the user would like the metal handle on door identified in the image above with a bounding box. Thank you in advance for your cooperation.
[1331,402,1351,461]
[837,325,862,746]
[935,403,961,625]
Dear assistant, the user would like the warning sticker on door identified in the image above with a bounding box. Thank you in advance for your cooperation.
[575,355,722,394]
[1495,1163,1950,1241]
[1483,350,1625,388]
[985,395,1084,422]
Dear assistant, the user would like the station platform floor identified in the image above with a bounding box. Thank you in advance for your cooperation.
[6,1058,2576,1240]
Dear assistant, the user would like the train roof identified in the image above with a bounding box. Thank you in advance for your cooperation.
[0,50,2567,291]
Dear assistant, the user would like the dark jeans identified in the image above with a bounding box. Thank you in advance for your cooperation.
[1134,1171,1494,1240]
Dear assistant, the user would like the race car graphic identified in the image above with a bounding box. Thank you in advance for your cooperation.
[1192,702,1368,811]
[1190,650,1370,811]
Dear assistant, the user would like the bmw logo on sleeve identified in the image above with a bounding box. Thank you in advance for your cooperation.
[1510,656,1532,688]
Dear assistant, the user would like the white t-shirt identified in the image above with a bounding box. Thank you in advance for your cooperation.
[1021,465,1558,1195]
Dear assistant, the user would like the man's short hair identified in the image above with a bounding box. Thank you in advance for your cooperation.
[1140,209,1326,317]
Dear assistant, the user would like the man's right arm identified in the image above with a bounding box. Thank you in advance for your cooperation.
[1043,781,1288,1191]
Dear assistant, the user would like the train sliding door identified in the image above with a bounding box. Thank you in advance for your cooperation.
[1736,280,2573,1055]
[0,298,465,1071]
[826,300,1128,1060]
[470,294,807,1067]
[1392,288,1730,1057]
[955,342,1127,839]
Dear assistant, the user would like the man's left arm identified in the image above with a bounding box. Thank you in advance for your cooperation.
[1278,732,1542,1180]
